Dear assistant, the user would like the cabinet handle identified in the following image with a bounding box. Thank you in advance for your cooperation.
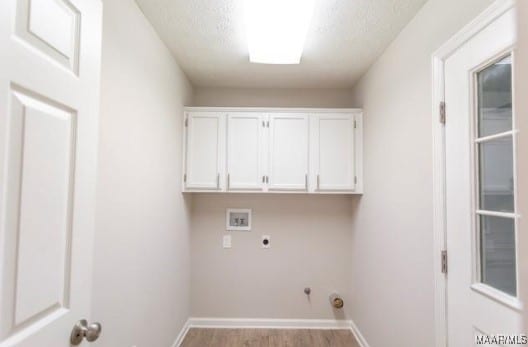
[262,175,265,183]
[317,174,320,190]
[227,173,230,190]
[216,173,220,189]
[305,174,308,190]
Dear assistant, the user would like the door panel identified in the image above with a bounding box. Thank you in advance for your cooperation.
[444,6,522,346]
[8,88,75,329]
[314,114,355,191]
[268,114,309,191]
[0,0,102,345]
[15,0,81,72]
[185,112,225,190]
[227,113,264,191]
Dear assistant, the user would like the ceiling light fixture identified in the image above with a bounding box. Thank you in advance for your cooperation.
[245,0,315,64]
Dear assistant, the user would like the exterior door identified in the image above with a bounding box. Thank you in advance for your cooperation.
[226,113,266,191]
[184,112,226,191]
[268,113,309,191]
[0,0,102,346]
[444,5,523,346]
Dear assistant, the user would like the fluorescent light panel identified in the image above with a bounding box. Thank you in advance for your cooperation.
[245,0,315,64]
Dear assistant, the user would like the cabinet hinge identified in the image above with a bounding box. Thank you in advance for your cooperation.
[183,174,187,183]
[439,101,446,124]
[441,250,448,274]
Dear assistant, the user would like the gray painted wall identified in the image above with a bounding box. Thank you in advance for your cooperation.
[92,0,193,345]
[192,87,355,108]
[189,86,358,320]
[191,194,357,320]
[348,0,494,346]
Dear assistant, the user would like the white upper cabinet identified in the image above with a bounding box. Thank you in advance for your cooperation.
[184,112,225,190]
[182,108,362,194]
[268,114,309,191]
[311,114,358,192]
[227,113,266,191]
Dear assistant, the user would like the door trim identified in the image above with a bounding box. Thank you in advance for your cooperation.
[431,1,516,346]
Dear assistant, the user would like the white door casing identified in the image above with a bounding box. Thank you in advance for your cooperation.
[433,1,523,346]
[0,0,102,346]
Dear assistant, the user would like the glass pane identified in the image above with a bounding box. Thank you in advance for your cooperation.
[480,215,516,296]
[479,137,514,212]
[477,55,512,137]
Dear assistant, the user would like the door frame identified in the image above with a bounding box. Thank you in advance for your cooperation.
[431,1,517,346]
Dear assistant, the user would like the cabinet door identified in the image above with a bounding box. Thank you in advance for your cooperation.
[227,113,265,191]
[184,112,225,190]
[314,114,356,191]
[268,114,309,191]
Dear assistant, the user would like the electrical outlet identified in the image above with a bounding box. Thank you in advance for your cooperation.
[261,235,270,249]
[223,235,232,248]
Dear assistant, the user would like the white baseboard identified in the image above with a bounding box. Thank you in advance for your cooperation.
[171,319,190,347]
[172,317,370,347]
[350,319,370,347]
[188,317,352,330]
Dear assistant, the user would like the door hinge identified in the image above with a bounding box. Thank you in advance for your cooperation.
[441,250,448,274]
[439,101,446,124]
[183,174,187,183]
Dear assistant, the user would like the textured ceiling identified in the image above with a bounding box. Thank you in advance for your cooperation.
[135,0,427,88]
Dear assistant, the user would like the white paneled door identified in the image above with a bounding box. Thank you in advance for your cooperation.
[268,114,309,191]
[227,113,266,191]
[0,0,102,346]
[444,5,522,346]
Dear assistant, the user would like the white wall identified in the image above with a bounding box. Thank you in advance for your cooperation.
[92,0,192,346]
[348,0,493,346]
[191,194,356,320]
[190,89,357,320]
[193,87,355,108]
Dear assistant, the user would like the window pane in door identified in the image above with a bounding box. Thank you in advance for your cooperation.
[477,55,512,137]
[480,215,516,296]
[478,137,514,212]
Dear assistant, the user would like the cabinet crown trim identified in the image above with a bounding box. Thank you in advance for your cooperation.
[184,107,362,114]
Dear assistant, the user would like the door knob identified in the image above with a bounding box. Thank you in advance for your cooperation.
[70,319,102,345]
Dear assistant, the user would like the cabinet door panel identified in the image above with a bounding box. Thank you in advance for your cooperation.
[316,114,356,191]
[185,112,224,190]
[268,114,309,191]
[227,113,264,190]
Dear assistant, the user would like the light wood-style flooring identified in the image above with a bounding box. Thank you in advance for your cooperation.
[180,328,360,347]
